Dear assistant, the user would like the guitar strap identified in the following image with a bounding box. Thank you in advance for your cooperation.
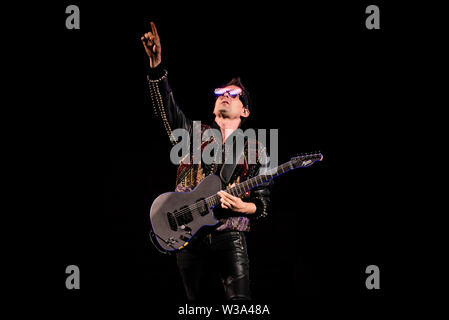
[219,130,246,185]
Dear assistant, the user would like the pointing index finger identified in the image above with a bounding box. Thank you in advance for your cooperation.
[150,22,159,38]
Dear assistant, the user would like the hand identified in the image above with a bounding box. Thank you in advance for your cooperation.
[217,190,257,214]
[141,21,162,68]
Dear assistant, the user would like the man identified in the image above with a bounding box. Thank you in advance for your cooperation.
[142,22,271,301]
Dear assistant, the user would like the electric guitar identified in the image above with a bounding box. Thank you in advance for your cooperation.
[149,152,323,252]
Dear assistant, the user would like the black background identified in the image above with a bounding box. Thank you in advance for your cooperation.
[11,0,438,316]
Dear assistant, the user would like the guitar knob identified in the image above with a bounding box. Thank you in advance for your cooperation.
[180,225,192,232]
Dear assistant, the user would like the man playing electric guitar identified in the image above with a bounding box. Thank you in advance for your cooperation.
[142,21,272,301]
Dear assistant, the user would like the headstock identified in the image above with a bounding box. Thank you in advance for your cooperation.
[290,152,323,168]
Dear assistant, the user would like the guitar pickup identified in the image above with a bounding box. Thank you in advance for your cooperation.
[167,212,177,231]
[175,206,193,225]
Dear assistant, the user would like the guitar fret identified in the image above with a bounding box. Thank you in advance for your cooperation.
[208,197,214,208]
[210,195,217,207]
[215,195,220,206]
[279,165,285,174]
[282,163,289,173]
[251,177,258,188]
[237,185,243,195]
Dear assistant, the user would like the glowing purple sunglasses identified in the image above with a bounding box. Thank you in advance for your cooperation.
[214,87,242,98]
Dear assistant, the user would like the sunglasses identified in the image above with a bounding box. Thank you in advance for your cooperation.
[214,87,242,98]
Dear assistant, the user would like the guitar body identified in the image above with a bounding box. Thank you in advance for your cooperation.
[150,174,222,252]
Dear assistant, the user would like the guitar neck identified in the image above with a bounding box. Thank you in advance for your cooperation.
[206,161,294,208]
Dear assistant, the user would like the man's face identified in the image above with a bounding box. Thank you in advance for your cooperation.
[213,85,248,120]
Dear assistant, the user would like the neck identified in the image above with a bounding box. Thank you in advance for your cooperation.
[214,116,241,143]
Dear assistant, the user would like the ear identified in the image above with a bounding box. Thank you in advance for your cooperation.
[241,107,250,118]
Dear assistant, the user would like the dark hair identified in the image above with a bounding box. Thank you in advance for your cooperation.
[224,77,251,112]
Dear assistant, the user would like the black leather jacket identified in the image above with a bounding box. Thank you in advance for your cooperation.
[147,65,271,222]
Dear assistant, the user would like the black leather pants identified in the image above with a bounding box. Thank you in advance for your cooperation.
[176,230,251,301]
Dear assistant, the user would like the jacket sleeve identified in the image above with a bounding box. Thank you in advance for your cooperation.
[248,145,272,220]
[147,65,193,145]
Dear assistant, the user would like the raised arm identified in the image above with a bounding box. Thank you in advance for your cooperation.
[142,22,192,145]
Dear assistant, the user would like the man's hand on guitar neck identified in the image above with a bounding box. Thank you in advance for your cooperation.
[217,189,257,215]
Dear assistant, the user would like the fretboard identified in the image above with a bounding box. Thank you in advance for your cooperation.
[205,161,294,208]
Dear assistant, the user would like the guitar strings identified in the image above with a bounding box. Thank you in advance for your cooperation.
[172,187,240,219]
[172,167,288,219]
[172,181,254,219]
[170,157,317,220]
[172,174,272,220]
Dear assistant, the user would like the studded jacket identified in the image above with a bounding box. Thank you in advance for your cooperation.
[147,65,271,231]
